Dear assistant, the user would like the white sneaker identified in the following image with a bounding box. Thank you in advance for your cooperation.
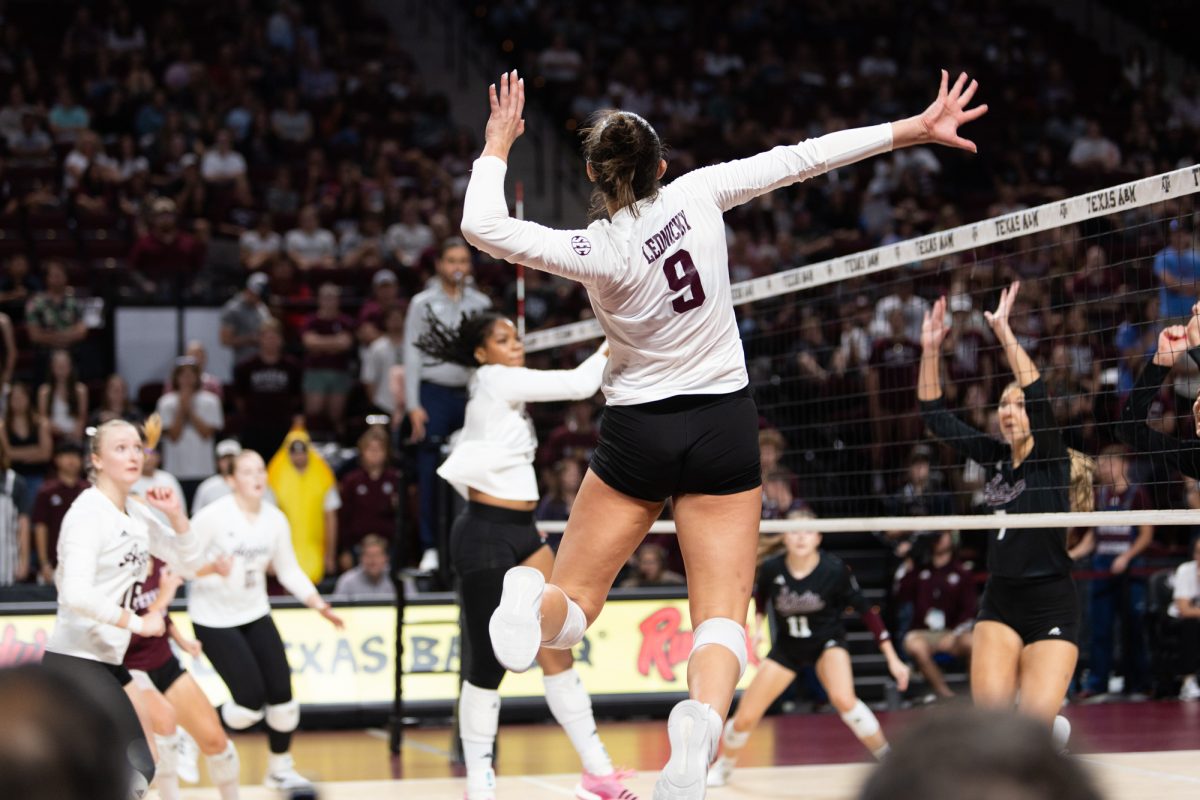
[1052,715,1071,754]
[706,756,735,788]
[1181,676,1200,701]
[465,767,497,800]
[654,700,722,800]
[419,548,440,573]
[489,566,545,673]
[175,727,200,784]
[263,753,312,791]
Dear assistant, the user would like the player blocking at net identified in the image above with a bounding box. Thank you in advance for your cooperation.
[463,68,985,799]
[919,283,1081,739]
[707,509,909,788]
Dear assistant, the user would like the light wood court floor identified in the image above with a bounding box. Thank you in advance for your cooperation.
[176,749,1200,800]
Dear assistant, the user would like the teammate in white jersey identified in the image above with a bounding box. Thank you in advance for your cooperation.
[463,69,986,798]
[419,311,636,800]
[187,449,344,791]
[41,418,208,799]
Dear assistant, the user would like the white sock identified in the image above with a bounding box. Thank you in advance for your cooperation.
[205,740,240,800]
[153,732,181,800]
[460,682,501,782]
[873,742,891,759]
[462,739,495,781]
[267,752,294,774]
[543,669,613,777]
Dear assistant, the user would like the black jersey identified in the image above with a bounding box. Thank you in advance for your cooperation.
[920,378,1071,579]
[754,551,888,646]
[1118,348,1200,479]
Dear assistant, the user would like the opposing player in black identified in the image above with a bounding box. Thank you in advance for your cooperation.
[918,283,1079,730]
[708,510,908,787]
[1118,307,1200,478]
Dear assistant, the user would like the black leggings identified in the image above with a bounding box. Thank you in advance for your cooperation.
[41,651,155,796]
[452,503,547,690]
[193,615,294,754]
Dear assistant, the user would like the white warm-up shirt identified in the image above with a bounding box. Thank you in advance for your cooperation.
[1171,560,1200,620]
[461,124,893,406]
[187,494,318,628]
[438,347,607,501]
[47,488,207,664]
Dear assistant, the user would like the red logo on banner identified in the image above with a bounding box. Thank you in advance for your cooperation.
[636,608,758,682]
[0,624,47,666]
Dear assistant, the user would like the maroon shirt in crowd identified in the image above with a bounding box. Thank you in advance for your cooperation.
[129,231,205,281]
[337,466,400,553]
[233,353,303,457]
[302,313,356,371]
[124,558,174,672]
[31,478,89,568]
[895,559,978,633]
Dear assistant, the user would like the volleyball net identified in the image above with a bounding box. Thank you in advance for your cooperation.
[527,165,1200,535]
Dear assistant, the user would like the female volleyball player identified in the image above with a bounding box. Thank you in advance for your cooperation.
[1117,307,1200,477]
[463,69,985,797]
[419,311,636,800]
[707,509,909,787]
[918,284,1079,727]
[187,449,344,792]
[41,417,208,798]
[123,557,240,800]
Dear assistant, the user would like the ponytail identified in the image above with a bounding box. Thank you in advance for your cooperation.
[414,309,507,369]
[581,110,665,220]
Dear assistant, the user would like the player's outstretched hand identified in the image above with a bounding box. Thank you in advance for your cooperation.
[144,485,185,522]
[888,658,911,693]
[482,69,525,162]
[918,70,988,153]
[1154,325,1188,368]
[920,296,951,352]
[984,280,1020,333]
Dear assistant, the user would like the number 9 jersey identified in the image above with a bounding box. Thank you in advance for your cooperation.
[754,551,891,672]
[461,124,894,407]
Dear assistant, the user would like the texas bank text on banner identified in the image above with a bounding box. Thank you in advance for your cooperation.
[0,598,768,707]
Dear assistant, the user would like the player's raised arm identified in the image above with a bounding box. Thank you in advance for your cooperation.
[462,70,612,284]
[678,70,988,213]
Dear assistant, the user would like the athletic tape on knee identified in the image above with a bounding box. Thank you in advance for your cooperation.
[220,701,265,730]
[264,700,300,733]
[840,700,881,740]
[691,618,748,679]
[205,740,241,787]
[543,588,587,650]
[722,718,751,750]
[154,733,179,779]
[459,681,501,743]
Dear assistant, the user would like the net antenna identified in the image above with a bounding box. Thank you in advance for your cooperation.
[515,180,526,339]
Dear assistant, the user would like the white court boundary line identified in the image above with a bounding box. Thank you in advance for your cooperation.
[536,509,1200,534]
[1077,755,1200,785]
[524,164,1200,352]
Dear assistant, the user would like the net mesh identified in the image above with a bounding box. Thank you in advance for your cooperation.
[526,166,1200,536]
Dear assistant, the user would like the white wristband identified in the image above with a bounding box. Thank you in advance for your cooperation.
[127,614,145,635]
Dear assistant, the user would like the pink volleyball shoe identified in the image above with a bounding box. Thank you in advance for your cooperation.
[577,768,640,800]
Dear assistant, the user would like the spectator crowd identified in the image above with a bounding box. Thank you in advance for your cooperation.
[0,0,1197,708]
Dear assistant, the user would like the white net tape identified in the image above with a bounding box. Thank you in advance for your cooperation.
[536,509,1200,535]
[525,165,1200,352]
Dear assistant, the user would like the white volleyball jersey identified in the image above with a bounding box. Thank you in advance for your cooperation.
[187,494,318,628]
[462,124,893,406]
[438,346,606,501]
[47,487,206,665]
